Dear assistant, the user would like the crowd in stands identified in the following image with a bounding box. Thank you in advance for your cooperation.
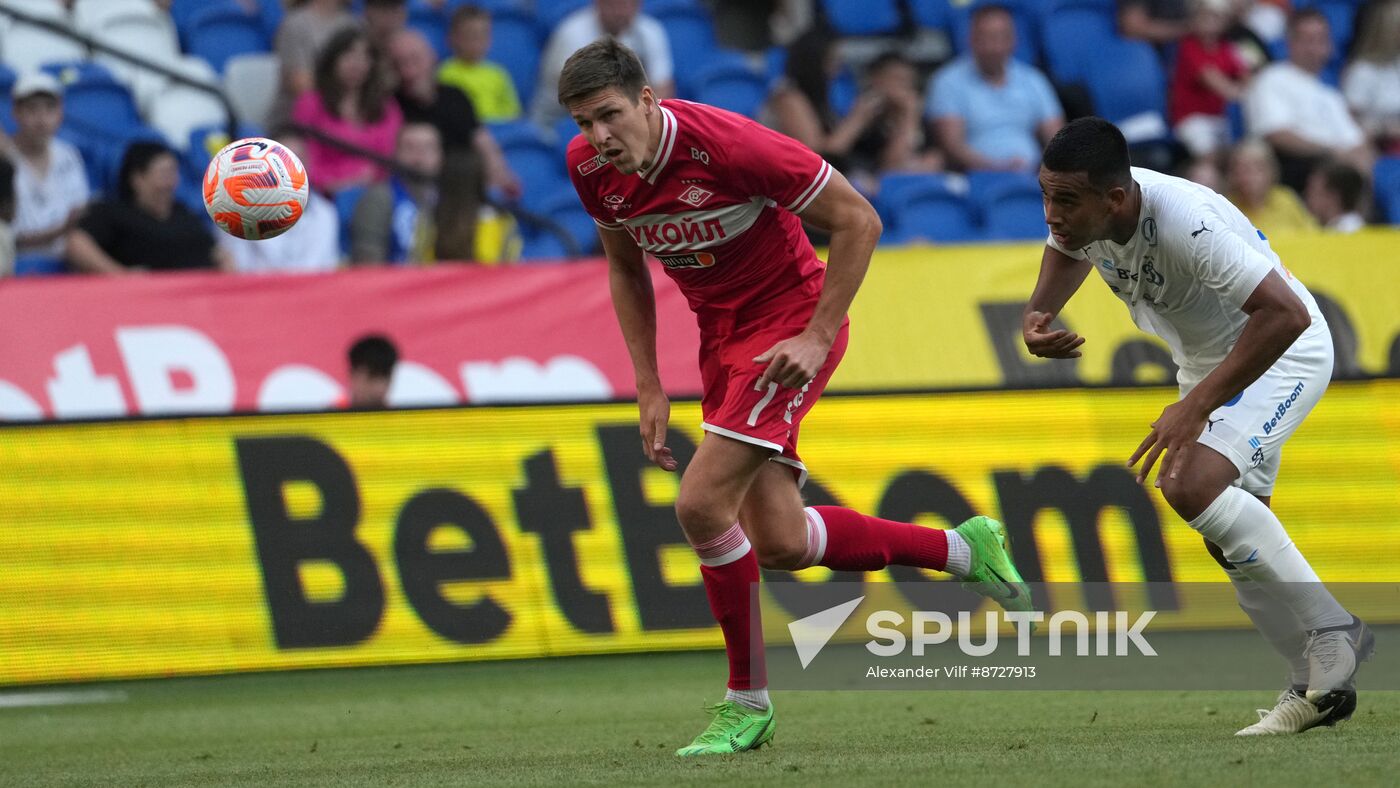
[0,0,1395,277]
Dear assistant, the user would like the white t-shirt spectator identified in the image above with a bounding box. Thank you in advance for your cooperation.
[1244,62,1365,150]
[1342,59,1400,137]
[219,191,341,273]
[531,8,673,125]
[15,137,89,260]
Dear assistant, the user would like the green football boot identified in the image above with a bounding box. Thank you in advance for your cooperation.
[954,516,1034,614]
[675,701,775,756]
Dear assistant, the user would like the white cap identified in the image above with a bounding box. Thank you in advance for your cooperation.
[12,71,62,102]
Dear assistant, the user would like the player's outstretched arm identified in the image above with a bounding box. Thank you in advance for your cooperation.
[600,226,677,471]
[754,168,881,389]
[1022,244,1092,359]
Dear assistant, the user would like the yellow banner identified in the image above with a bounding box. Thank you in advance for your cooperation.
[835,229,1400,391]
[1,381,1397,685]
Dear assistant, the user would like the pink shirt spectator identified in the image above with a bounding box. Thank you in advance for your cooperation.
[291,91,403,193]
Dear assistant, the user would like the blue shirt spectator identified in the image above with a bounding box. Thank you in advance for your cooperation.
[925,5,1063,172]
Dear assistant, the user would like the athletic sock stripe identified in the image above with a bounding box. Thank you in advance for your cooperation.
[797,507,827,568]
[695,523,750,566]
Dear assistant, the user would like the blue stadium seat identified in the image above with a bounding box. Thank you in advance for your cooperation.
[893,191,981,244]
[1374,157,1400,224]
[335,185,367,256]
[254,0,284,41]
[553,115,581,154]
[829,69,858,116]
[170,0,240,39]
[820,0,902,36]
[0,65,14,133]
[878,174,981,243]
[1084,39,1167,127]
[501,138,567,200]
[47,68,143,134]
[487,119,552,148]
[657,7,718,95]
[947,1,1042,65]
[536,0,590,30]
[519,229,571,261]
[909,0,949,29]
[696,67,768,118]
[982,187,1047,240]
[408,6,450,59]
[535,192,600,256]
[1041,2,1117,83]
[487,9,541,107]
[186,6,270,74]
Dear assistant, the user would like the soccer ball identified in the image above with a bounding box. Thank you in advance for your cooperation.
[203,137,309,240]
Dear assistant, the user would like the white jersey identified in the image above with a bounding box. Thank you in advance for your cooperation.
[1046,167,1327,389]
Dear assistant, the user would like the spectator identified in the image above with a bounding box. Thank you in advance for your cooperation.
[292,28,404,194]
[9,72,89,276]
[1184,154,1224,191]
[270,0,358,125]
[1225,138,1317,235]
[926,4,1064,172]
[532,0,674,126]
[66,142,231,274]
[766,39,940,184]
[0,157,15,277]
[1170,0,1249,160]
[1304,159,1367,233]
[364,0,410,55]
[351,122,443,264]
[347,334,398,409]
[1118,0,1190,44]
[388,29,519,259]
[1244,9,1372,192]
[438,5,522,123]
[218,127,342,273]
[1342,0,1400,155]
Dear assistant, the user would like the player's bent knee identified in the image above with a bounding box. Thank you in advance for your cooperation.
[753,539,806,571]
[1159,476,1217,521]
[1202,537,1234,571]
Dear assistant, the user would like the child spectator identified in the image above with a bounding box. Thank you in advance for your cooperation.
[1342,0,1400,155]
[438,5,522,123]
[1170,0,1249,159]
[292,28,404,194]
[351,123,443,265]
[1304,159,1367,233]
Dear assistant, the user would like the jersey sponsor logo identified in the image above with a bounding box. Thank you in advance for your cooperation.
[678,185,714,208]
[1142,217,1158,246]
[603,194,625,205]
[627,218,728,248]
[577,154,607,176]
[655,251,717,269]
[1262,382,1305,435]
[690,147,710,165]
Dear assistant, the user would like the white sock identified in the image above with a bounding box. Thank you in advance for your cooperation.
[945,530,972,577]
[1226,567,1310,689]
[725,686,770,711]
[1189,487,1350,630]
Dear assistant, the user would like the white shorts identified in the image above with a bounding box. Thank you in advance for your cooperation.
[1187,327,1333,496]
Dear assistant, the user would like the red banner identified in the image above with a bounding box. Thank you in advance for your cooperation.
[0,262,703,421]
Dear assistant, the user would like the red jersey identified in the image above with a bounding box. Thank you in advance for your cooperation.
[1169,35,1247,125]
[567,99,834,335]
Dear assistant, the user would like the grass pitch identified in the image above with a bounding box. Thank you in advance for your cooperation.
[2,651,1397,787]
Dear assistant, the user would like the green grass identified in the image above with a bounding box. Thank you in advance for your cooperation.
[1,652,1397,787]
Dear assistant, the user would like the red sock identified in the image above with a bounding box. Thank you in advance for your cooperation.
[693,524,765,690]
[802,506,949,571]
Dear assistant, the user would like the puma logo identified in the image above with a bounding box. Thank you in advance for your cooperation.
[1191,221,1212,238]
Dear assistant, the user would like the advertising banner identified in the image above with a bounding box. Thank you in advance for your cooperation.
[1,231,1397,421]
[2,381,1396,685]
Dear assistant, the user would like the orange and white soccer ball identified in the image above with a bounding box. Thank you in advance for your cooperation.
[203,137,309,240]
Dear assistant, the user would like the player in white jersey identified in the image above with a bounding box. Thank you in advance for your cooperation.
[1021,118,1373,736]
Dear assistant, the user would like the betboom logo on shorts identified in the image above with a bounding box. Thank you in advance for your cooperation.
[1262,382,1305,435]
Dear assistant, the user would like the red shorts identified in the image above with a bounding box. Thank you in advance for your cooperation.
[698,318,849,486]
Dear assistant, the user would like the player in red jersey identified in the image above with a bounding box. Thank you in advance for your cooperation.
[560,40,1032,756]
